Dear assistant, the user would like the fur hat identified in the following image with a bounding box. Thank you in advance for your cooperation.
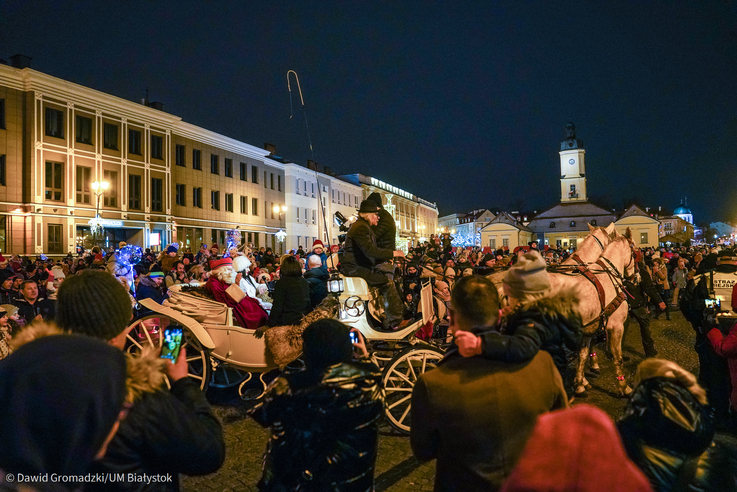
[232,255,251,273]
[56,270,134,340]
[210,257,232,270]
[503,251,551,300]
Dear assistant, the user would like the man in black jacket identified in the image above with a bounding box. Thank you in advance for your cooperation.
[367,192,397,280]
[341,199,408,331]
[623,254,666,358]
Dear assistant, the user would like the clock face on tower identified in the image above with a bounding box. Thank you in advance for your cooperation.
[568,159,575,165]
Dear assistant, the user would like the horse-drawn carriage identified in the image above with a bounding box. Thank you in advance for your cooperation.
[124,270,446,433]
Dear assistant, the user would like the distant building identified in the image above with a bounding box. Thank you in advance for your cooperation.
[710,221,736,238]
[614,205,659,248]
[438,209,494,246]
[673,199,693,224]
[479,211,534,251]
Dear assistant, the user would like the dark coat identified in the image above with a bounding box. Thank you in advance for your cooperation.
[13,297,56,325]
[411,351,568,491]
[341,217,393,273]
[373,208,396,251]
[136,276,169,305]
[624,263,662,309]
[618,377,737,492]
[249,361,384,492]
[304,266,329,308]
[477,287,583,396]
[268,276,312,327]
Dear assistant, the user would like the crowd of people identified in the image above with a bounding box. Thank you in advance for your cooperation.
[2,200,737,491]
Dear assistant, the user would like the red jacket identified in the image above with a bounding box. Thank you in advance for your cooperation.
[707,325,737,409]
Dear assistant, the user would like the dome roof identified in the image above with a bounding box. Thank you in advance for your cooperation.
[674,205,692,215]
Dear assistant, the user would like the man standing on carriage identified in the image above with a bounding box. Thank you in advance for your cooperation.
[367,192,397,280]
[341,199,410,331]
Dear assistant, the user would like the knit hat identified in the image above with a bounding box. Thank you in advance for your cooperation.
[1,304,18,318]
[210,257,232,270]
[500,405,652,492]
[0,335,127,477]
[503,251,551,300]
[148,271,165,279]
[367,192,384,209]
[358,199,380,214]
[56,270,134,340]
[166,245,178,254]
[211,243,220,251]
[312,239,325,249]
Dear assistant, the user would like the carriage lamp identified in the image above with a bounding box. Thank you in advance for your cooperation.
[327,270,344,297]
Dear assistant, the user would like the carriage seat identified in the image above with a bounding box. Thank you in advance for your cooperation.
[164,284,229,325]
[339,275,371,298]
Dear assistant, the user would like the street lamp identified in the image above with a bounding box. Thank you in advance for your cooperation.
[273,204,288,250]
[89,180,109,247]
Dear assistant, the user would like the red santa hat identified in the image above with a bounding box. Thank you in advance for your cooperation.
[209,257,232,270]
[312,239,324,249]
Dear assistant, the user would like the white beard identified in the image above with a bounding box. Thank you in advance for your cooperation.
[215,267,237,285]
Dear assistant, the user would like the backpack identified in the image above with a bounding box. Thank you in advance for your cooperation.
[679,271,712,325]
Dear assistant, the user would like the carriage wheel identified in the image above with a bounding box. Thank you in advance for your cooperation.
[382,345,444,434]
[210,366,250,389]
[125,313,212,391]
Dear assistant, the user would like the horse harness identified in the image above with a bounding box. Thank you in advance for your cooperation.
[570,255,630,330]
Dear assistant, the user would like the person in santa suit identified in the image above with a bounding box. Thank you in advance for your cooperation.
[205,257,268,330]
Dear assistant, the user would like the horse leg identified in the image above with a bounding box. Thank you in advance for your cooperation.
[588,337,600,374]
[574,338,592,396]
[607,323,633,396]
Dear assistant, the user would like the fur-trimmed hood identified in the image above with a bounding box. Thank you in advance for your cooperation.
[10,322,167,404]
[517,285,583,323]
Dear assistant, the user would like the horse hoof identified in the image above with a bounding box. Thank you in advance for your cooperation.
[575,390,588,398]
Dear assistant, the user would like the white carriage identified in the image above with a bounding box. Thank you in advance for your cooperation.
[125,272,446,433]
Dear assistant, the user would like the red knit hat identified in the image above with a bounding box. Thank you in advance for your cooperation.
[312,240,324,249]
[211,243,220,251]
[209,257,232,270]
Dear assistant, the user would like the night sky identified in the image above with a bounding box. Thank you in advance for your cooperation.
[4,1,737,224]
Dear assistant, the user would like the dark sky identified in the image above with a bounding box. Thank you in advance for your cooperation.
[4,1,737,224]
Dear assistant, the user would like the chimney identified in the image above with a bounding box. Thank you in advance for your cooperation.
[307,160,316,171]
[9,54,32,69]
[264,143,277,154]
[323,166,332,176]
[149,101,164,111]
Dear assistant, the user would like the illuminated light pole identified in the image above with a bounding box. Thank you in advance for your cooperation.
[273,204,288,252]
[89,180,109,247]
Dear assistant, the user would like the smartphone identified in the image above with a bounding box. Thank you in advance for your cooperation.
[349,331,358,344]
[705,299,722,310]
[161,326,184,361]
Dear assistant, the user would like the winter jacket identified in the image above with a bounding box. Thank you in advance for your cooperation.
[304,266,329,308]
[136,276,169,305]
[267,276,312,327]
[707,324,737,411]
[11,324,225,492]
[372,208,397,251]
[477,287,583,396]
[624,263,663,309]
[672,267,688,289]
[618,377,737,492]
[13,296,56,326]
[249,361,384,492]
[341,217,393,273]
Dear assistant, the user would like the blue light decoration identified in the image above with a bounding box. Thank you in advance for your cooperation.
[39,254,48,261]
[451,232,481,248]
[117,245,143,268]
[225,229,241,256]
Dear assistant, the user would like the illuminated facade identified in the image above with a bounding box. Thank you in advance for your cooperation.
[0,64,284,255]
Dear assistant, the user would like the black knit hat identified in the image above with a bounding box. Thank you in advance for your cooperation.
[56,270,133,340]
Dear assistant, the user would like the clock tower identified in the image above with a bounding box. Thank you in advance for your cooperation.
[559,122,587,203]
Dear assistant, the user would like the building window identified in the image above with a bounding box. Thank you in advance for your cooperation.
[211,154,219,174]
[251,165,258,183]
[550,222,556,228]
[355,196,358,207]
[225,193,233,212]
[570,221,576,227]
[175,184,186,206]
[569,184,577,198]
[312,209,316,225]
[75,115,92,145]
[103,170,117,207]
[278,175,282,191]
[0,99,4,129]
[45,161,64,201]
[48,224,63,254]
[151,178,163,212]
[296,207,300,223]
[103,123,118,150]
[640,232,648,244]
[503,238,509,247]
[270,173,274,189]
[251,198,258,215]
[128,174,142,210]
[0,155,5,186]
[128,129,142,155]
[295,178,301,195]
[151,135,163,160]
[193,187,202,208]
[240,162,247,181]
[225,158,233,178]
[192,149,202,170]
[312,183,315,197]
[211,190,220,210]
[175,144,185,167]
[240,196,247,214]
[45,107,64,139]
[490,238,496,249]
[332,190,335,203]
[75,166,91,204]
[263,171,267,188]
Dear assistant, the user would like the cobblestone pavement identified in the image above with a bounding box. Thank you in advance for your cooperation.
[182,309,697,491]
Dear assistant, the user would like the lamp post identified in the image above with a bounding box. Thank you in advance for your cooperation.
[90,180,109,248]
[273,204,288,253]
